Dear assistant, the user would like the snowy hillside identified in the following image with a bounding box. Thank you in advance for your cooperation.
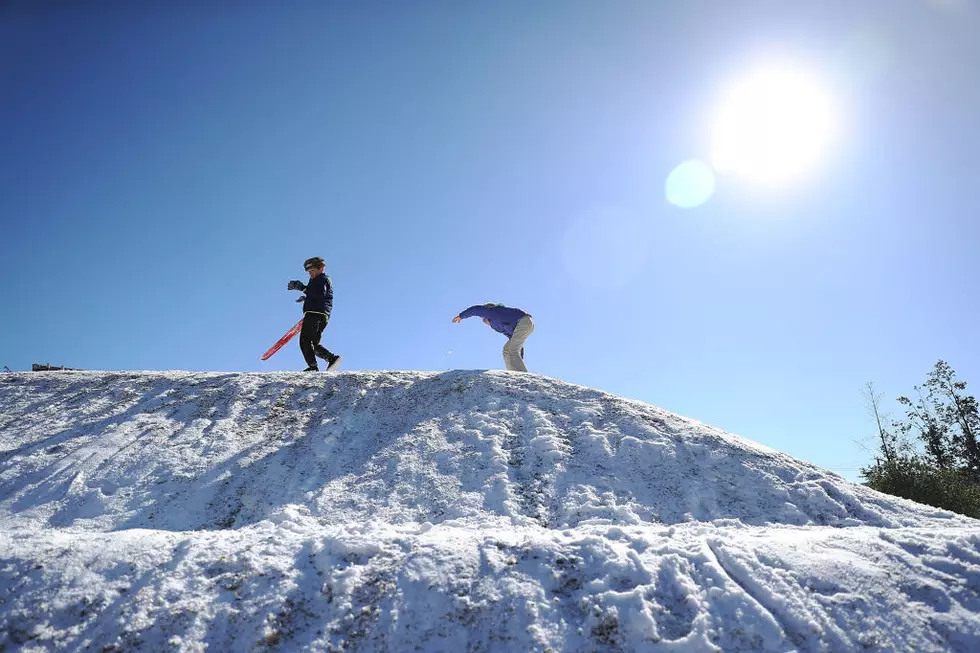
[1,370,979,652]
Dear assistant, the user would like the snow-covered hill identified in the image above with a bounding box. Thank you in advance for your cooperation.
[1,370,979,652]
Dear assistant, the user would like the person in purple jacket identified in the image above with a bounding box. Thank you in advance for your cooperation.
[452,303,535,372]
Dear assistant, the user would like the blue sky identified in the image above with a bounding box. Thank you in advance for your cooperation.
[2,1,978,481]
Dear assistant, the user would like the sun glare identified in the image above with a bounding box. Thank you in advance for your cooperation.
[710,62,839,187]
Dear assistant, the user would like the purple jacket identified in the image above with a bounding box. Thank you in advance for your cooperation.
[458,304,531,338]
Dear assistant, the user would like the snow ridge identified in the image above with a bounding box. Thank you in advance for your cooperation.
[1,370,979,652]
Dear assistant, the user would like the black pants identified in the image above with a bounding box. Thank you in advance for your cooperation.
[299,313,334,368]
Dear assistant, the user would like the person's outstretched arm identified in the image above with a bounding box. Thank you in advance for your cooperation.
[452,305,488,323]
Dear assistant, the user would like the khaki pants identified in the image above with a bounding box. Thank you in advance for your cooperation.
[502,316,534,372]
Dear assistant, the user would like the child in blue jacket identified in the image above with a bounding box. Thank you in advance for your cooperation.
[287,256,342,372]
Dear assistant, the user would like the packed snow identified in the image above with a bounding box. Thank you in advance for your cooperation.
[1,370,979,652]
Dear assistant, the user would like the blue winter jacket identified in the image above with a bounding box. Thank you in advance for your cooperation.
[458,304,530,338]
[299,273,333,317]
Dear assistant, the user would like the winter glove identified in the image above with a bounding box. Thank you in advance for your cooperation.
[295,295,306,303]
[287,280,305,291]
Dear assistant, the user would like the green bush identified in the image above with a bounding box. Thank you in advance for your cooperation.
[862,456,980,519]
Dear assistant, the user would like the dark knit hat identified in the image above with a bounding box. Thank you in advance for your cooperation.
[303,256,325,270]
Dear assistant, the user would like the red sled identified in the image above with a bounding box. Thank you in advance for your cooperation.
[260,318,304,360]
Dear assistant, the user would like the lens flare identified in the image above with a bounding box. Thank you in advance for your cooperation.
[666,159,716,209]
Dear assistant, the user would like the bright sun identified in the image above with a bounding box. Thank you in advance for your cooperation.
[710,62,839,187]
